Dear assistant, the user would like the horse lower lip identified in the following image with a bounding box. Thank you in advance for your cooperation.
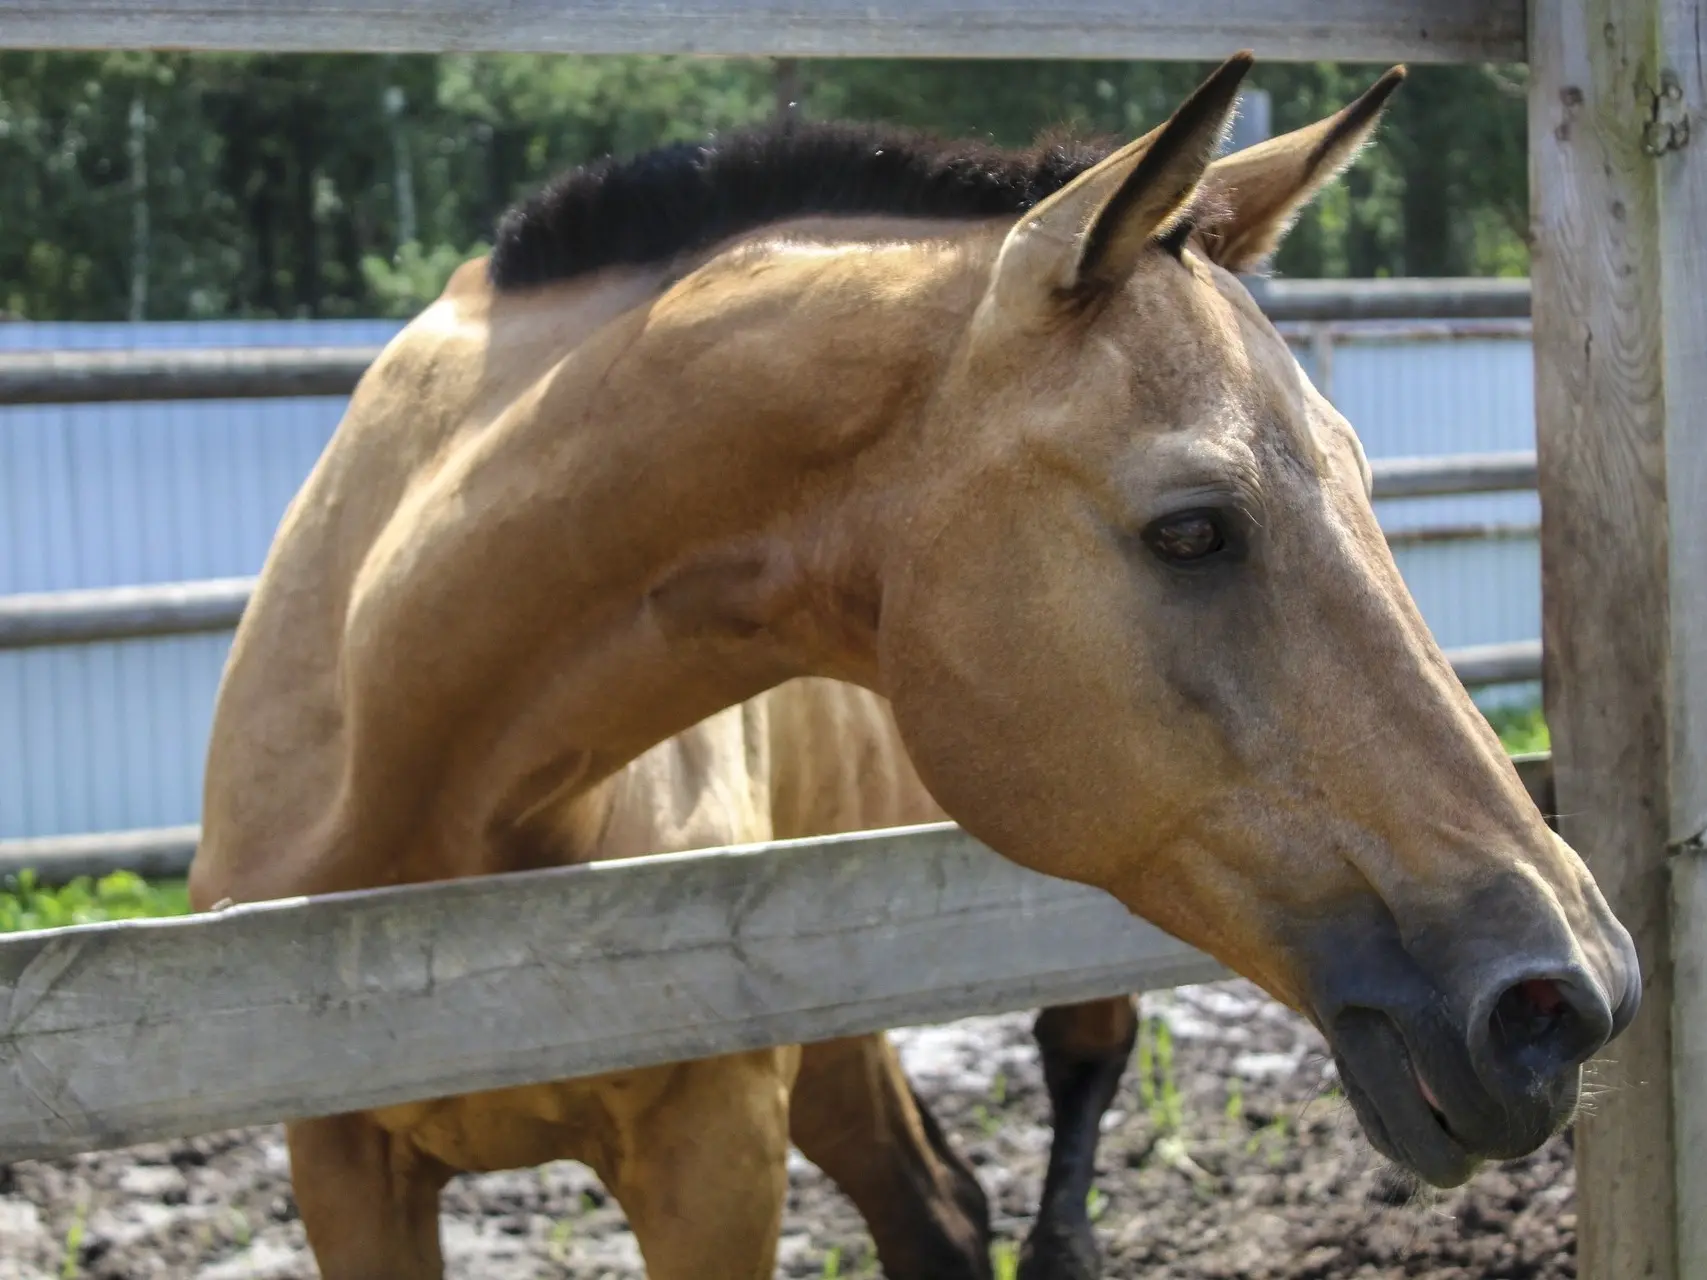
[1330,1015,1480,1187]
[1415,1070,1444,1113]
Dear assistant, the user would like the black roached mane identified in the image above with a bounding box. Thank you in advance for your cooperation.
[487,120,1121,290]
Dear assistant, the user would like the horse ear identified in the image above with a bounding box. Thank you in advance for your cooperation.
[988,52,1253,311]
[1195,66,1406,274]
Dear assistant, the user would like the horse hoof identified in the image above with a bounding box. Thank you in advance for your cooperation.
[1016,1222,1101,1280]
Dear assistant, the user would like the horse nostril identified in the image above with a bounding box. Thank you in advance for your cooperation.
[1483,974,1612,1080]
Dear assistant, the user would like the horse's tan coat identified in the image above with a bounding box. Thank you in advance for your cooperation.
[271,678,977,1278]
[189,55,1638,1277]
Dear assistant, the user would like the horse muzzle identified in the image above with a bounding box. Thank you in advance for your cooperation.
[1298,889,1640,1188]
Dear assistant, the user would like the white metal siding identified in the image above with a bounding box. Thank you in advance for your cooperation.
[0,322,1540,840]
[0,321,402,839]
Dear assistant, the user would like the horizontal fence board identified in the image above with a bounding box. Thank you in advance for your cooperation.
[1369,451,1538,499]
[0,826,200,886]
[0,580,1540,699]
[0,578,254,648]
[0,1,1525,61]
[0,346,378,407]
[0,286,1534,408]
[0,736,1559,887]
[1383,521,1540,546]
[1246,277,1531,321]
[0,824,1230,1161]
[0,619,1539,690]
[1438,638,1542,687]
[0,450,1542,653]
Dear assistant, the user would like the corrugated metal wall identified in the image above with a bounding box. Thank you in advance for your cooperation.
[0,321,1540,841]
[0,321,403,839]
[1333,335,1540,653]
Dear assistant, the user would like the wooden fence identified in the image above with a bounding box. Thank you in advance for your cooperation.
[0,5,1699,1279]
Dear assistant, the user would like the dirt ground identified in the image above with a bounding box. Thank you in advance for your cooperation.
[0,978,1577,1279]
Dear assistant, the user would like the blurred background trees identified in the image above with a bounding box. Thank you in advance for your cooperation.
[0,52,1529,321]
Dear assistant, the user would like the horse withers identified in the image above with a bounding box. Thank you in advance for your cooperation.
[190,52,1640,1278]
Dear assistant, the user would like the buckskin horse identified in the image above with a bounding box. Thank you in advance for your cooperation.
[189,52,1641,1280]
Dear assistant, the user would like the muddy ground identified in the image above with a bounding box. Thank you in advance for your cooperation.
[0,978,1578,1279]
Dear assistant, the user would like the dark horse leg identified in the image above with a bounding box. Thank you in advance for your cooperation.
[791,999,1135,1280]
[1018,995,1140,1280]
[791,1033,993,1280]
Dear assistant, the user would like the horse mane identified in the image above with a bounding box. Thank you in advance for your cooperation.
[486,120,1124,290]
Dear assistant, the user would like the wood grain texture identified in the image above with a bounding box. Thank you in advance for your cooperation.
[0,824,1228,1163]
[1529,2,1686,1275]
[0,0,1523,61]
[1654,3,1707,1275]
[1671,848,1707,1275]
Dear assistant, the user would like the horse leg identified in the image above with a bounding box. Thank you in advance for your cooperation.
[1017,995,1139,1280]
[790,1032,992,1280]
[599,1046,799,1280]
[287,1111,452,1280]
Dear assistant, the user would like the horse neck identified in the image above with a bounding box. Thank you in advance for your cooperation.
[341,240,975,858]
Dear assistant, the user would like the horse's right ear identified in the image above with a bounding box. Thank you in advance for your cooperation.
[985,52,1253,317]
[1195,66,1405,273]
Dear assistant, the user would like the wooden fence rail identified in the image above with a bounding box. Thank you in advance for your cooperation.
[0,824,1230,1162]
[0,747,1564,1162]
[0,0,1525,62]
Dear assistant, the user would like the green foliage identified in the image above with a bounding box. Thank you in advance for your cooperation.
[2,52,1530,322]
[1244,1112,1292,1166]
[1223,1076,1244,1126]
[0,868,190,933]
[361,238,488,316]
[1135,1015,1184,1134]
[1085,1186,1109,1222]
[1485,703,1550,755]
[60,1200,87,1280]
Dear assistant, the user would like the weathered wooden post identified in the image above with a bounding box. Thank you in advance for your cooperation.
[1529,1,1706,1275]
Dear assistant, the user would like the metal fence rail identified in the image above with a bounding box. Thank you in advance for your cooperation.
[0,577,255,648]
[1367,451,1538,499]
[0,346,379,407]
[0,637,1547,885]
[0,449,1543,650]
[0,282,1534,407]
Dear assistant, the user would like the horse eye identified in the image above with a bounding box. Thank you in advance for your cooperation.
[1145,511,1227,565]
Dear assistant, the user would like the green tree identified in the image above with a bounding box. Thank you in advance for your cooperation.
[0,53,1530,322]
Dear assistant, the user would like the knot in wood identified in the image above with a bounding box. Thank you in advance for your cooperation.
[1643,70,1691,156]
